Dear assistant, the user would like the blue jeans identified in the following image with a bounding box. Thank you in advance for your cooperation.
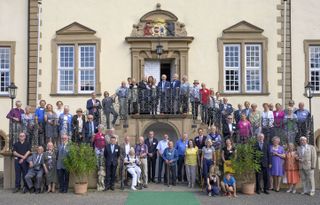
[158,156,167,183]
[203,159,213,184]
[207,185,220,196]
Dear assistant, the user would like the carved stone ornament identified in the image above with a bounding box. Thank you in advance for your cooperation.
[130,4,188,37]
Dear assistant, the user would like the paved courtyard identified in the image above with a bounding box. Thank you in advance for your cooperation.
[0,183,318,205]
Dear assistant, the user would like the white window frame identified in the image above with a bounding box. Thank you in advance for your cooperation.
[309,46,320,93]
[0,47,11,95]
[223,44,241,93]
[57,45,75,94]
[78,45,96,94]
[245,44,262,93]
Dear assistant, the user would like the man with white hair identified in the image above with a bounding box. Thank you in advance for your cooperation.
[58,105,73,142]
[170,73,181,114]
[135,136,148,188]
[116,81,129,120]
[296,136,317,196]
[157,74,171,114]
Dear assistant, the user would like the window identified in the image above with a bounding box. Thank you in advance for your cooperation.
[224,44,240,92]
[309,46,320,93]
[51,22,101,96]
[79,45,96,93]
[58,45,74,93]
[245,44,262,92]
[0,47,11,95]
[218,21,268,95]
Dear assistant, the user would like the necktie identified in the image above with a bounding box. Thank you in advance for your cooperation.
[162,81,165,90]
[89,123,92,136]
[259,143,263,150]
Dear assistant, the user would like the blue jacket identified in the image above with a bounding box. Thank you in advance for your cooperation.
[58,113,73,136]
[86,99,102,115]
[162,147,178,166]
[157,81,171,92]
[84,121,98,140]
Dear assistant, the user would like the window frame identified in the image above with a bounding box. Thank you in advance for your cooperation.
[51,24,101,96]
[57,45,75,94]
[308,45,320,94]
[0,41,15,97]
[244,43,262,93]
[223,44,241,93]
[78,45,96,94]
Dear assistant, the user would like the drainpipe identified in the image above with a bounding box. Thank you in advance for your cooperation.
[27,0,30,105]
[36,0,42,102]
[282,0,287,106]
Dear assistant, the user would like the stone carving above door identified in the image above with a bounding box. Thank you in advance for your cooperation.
[130,3,188,37]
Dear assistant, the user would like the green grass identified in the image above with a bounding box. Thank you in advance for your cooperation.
[125,191,200,205]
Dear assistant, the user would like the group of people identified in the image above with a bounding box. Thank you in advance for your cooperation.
[6,75,317,197]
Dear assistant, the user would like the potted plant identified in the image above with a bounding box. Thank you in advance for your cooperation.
[64,143,96,194]
[231,138,262,195]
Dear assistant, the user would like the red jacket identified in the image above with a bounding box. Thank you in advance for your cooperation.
[200,88,210,105]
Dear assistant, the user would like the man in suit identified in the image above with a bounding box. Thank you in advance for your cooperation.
[145,131,158,183]
[234,104,243,124]
[255,133,270,195]
[241,101,252,120]
[219,98,233,125]
[297,136,317,196]
[25,145,45,194]
[104,136,120,191]
[119,135,131,189]
[194,128,207,183]
[57,134,70,193]
[222,115,236,141]
[86,92,102,125]
[170,73,181,114]
[84,114,98,143]
[71,108,86,143]
[157,74,171,114]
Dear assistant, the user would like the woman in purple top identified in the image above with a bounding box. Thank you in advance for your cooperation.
[237,113,252,144]
[269,136,285,192]
[6,100,24,146]
[273,103,285,144]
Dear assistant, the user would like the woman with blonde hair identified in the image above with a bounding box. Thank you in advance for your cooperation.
[285,143,300,193]
[201,139,216,185]
[269,136,285,192]
[206,165,220,197]
[124,147,141,190]
[43,141,58,193]
[185,139,198,188]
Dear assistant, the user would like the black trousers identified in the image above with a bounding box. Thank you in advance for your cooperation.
[191,101,200,119]
[57,168,69,192]
[147,155,157,182]
[256,166,269,192]
[106,164,117,188]
[177,156,187,182]
[14,159,28,189]
[158,156,167,183]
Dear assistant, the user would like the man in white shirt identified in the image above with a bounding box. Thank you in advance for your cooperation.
[156,134,169,184]
[261,103,274,143]
[120,136,131,189]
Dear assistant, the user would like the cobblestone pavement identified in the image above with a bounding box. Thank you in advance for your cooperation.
[0,183,318,205]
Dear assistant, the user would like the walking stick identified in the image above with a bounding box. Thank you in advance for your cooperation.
[167,163,170,187]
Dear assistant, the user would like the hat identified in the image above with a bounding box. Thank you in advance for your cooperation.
[76,108,83,113]
[193,80,199,84]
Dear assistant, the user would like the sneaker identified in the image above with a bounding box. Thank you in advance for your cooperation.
[310,192,315,196]
[12,188,20,193]
[208,193,212,197]
[131,186,137,191]
[188,183,191,188]
[286,189,292,193]
[292,189,296,194]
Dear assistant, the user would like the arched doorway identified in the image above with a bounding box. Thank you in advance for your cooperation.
[143,122,179,143]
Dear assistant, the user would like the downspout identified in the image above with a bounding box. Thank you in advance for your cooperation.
[36,0,42,102]
[27,0,30,105]
[282,0,287,106]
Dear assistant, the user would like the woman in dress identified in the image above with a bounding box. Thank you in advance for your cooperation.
[45,104,58,145]
[221,138,236,174]
[237,113,252,144]
[249,103,261,137]
[269,136,285,192]
[124,147,141,190]
[285,143,300,193]
[284,107,298,144]
[92,124,106,191]
[201,139,216,185]
[21,105,36,146]
[273,103,285,144]
[185,139,198,188]
[43,142,57,193]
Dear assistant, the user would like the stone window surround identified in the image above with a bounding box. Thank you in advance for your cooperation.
[0,41,15,97]
[50,24,101,96]
[217,23,269,96]
[304,39,320,96]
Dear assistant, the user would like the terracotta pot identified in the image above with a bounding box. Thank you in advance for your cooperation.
[74,182,88,195]
[241,183,255,195]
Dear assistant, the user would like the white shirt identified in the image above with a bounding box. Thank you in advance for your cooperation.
[125,143,130,156]
[228,123,233,132]
[261,111,274,127]
[156,139,168,155]
[77,116,83,132]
